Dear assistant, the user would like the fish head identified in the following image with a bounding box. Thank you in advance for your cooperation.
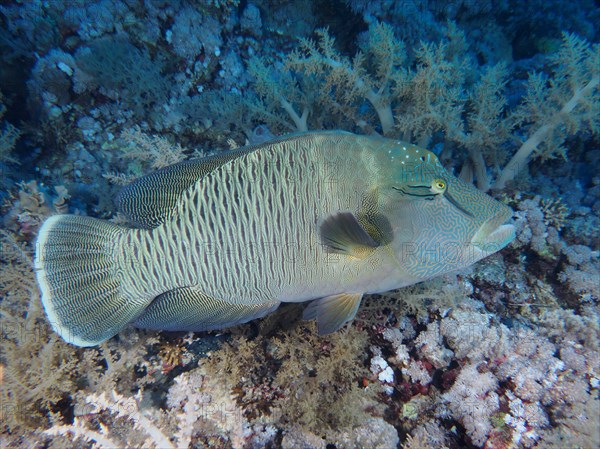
[373,140,515,280]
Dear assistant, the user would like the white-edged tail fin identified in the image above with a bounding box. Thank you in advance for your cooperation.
[35,215,145,346]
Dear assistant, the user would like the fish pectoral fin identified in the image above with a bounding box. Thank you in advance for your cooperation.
[134,287,280,332]
[303,293,363,335]
[320,212,379,259]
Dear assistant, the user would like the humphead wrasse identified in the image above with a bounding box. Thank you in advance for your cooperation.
[35,131,515,346]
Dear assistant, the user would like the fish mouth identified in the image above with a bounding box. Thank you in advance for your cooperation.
[470,207,516,257]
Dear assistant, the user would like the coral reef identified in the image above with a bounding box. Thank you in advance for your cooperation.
[0,91,20,164]
[3,181,70,239]
[245,23,599,191]
[0,1,599,448]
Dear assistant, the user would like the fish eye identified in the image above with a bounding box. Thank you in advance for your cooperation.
[431,179,446,193]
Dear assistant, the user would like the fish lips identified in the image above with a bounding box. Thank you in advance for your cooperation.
[469,206,516,258]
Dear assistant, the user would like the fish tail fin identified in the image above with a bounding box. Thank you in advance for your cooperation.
[35,215,142,347]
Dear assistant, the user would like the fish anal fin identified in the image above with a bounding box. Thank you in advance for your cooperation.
[320,212,379,259]
[134,287,280,332]
[302,293,363,335]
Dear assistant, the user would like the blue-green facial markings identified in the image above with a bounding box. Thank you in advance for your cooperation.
[375,140,515,281]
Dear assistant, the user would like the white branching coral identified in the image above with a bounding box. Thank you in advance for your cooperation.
[430,301,599,448]
[167,364,252,449]
[414,321,454,368]
[43,359,276,449]
[382,327,411,366]
[440,309,511,360]
[402,361,432,386]
[121,125,187,170]
[370,355,394,383]
[45,391,175,449]
[438,364,499,446]
[504,390,547,447]
[329,417,400,449]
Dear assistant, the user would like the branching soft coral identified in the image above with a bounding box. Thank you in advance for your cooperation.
[271,323,375,433]
[103,125,188,185]
[244,23,597,193]
[438,364,500,446]
[396,29,598,191]
[286,22,405,135]
[454,63,512,190]
[494,33,599,189]
[0,91,20,164]
[120,125,187,170]
[0,230,79,432]
[247,56,312,132]
[46,390,175,449]
[395,23,473,147]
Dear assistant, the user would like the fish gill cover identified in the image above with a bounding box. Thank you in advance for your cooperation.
[0,1,599,448]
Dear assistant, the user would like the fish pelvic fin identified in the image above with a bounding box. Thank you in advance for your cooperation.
[35,215,146,347]
[303,293,363,335]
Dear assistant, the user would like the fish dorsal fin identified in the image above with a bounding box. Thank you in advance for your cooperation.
[320,212,380,259]
[116,151,245,229]
[303,293,363,335]
[117,131,356,229]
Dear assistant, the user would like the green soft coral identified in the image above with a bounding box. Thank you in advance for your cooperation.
[247,22,404,135]
[244,24,598,192]
[494,33,599,190]
[288,23,405,135]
